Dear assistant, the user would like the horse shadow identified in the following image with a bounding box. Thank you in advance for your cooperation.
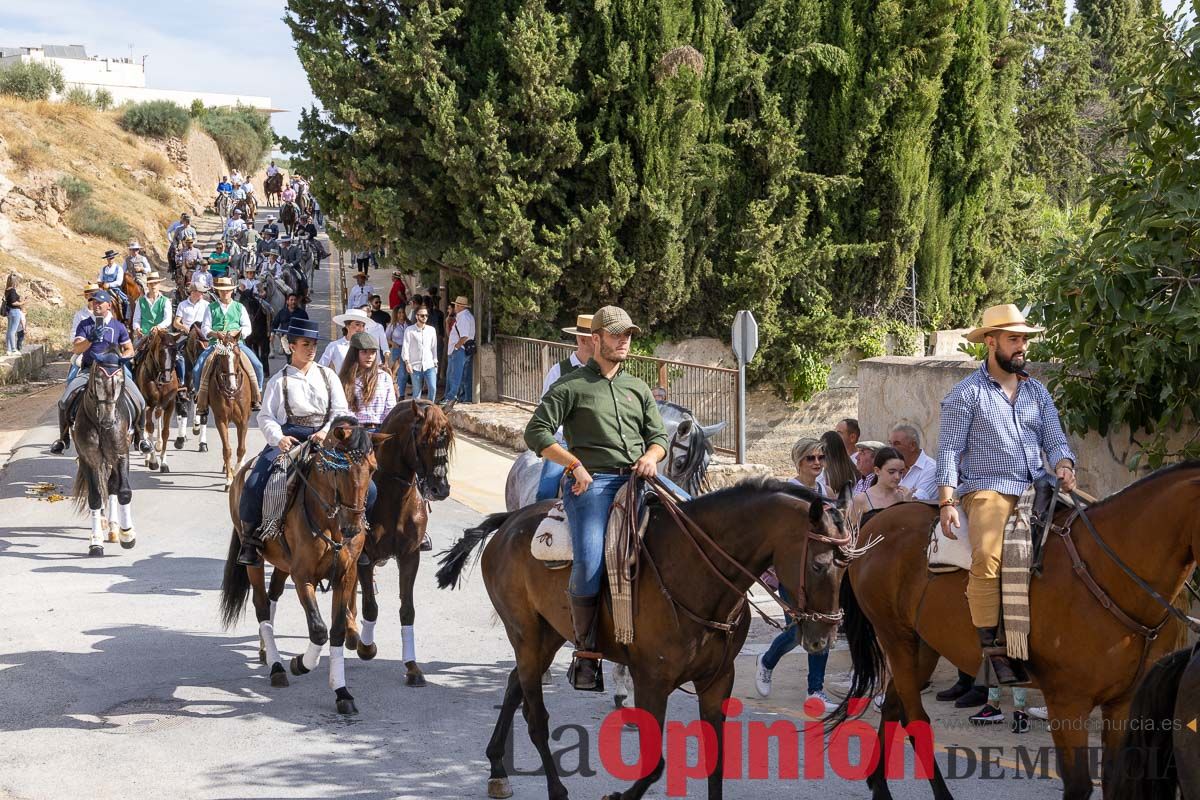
[32,551,226,596]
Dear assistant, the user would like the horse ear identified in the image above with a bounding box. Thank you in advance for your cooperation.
[332,425,351,442]
[808,497,824,528]
[370,432,394,449]
[411,399,425,418]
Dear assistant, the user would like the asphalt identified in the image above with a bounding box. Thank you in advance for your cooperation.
[0,213,1079,799]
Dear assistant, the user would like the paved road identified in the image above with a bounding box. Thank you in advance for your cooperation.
[0,215,1076,799]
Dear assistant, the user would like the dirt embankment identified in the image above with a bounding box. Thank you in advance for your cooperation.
[0,97,230,348]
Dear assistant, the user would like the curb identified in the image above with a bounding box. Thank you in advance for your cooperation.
[0,343,48,386]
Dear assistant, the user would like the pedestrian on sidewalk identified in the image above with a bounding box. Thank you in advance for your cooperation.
[443,295,475,404]
[386,307,409,398]
[388,270,408,311]
[402,305,438,401]
[4,273,25,355]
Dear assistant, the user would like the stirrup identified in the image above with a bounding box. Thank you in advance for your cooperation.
[567,651,605,692]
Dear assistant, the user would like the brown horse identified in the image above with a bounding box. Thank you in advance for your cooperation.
[353,401,453,686]
[436,479,858,800]
[220,418,379,714]
[834,463,1200,800]
[279,201,298,238]
[134,327,182,473]
[264,173,283,207]
[174,325,209,452]
[203,340,253,488]
[105,271,143,327]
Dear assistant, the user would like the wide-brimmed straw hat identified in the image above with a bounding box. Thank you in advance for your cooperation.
[561,314,593,337]
[144,271,164,284]
[451,295,470,308]
[965,304,1044,344]
[127,240,142,250]
[213,277,237,292]
[333,309,373,327]
[82,283,100,296]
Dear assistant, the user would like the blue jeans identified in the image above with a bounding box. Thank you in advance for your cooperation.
[562,472,627,597]
[410,367,436,401]
[6,308,24,352]
[537,459,566,501]
[193,342,264,390]
[444,347,467,403]
[761,586,830,694]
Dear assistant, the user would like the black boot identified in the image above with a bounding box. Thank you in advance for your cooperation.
[237,525,264,567]
[134,410,152,453]
[936,670,975,702]
[566,594,604,692]
[50,404,72,453]
[975,626,1030,687]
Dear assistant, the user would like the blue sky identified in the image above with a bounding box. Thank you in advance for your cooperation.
[0,1,1191,146]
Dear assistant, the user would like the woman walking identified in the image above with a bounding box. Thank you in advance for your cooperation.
[338,332,396,431]
[819,429,858,499]
[386,307,409,398]
[848,445,908,526]
[754,437,838,713]
[5,274,25,355]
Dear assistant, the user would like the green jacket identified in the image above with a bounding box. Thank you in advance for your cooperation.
[525,359,669,471]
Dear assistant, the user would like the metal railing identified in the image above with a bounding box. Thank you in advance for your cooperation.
[495,335,740,456]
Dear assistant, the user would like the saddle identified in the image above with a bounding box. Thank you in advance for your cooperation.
[530,484,653,566]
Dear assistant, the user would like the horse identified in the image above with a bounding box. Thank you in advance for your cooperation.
[71,359,136,556]
[205,340,254,489]
[833,463,1200,800]
[296,238,321,283]
[505,400,725,511]
[279,262,310,308]
[238,289,272,374]
[264,173,283,207]
[279,202,298,238]
[104,271,143,328]
[354,401,453,686]
[220,418,380,714]
[134,328,182,473]
[436,478,858,800]
[234,196,257,224]
[174,325,209,453]
[1111,640,1200,800]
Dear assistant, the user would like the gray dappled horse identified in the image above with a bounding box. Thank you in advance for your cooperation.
[72,360,136,556]
[503,399,726,706]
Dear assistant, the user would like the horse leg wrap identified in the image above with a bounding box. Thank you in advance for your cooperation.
[117,502,134,531]
[259,621,282,668]
[401,624,416,663]
[269,599,277,625]
[328,647,346,691]
[359,619,376,647]
[302,640,323,672]
[90,510,104,546]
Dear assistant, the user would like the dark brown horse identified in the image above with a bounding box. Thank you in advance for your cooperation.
[203,339,253,489]
[134,328,182,473]
[279,201,298,238]
[835,463,1200,800]
[264,173,283,207]
[220,418,379,714]
[71,360,136,556]
[1111,641,1200,800]
[436,479,857,800]
[353,401,453,686]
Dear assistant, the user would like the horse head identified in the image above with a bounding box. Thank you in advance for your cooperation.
[376,400,455,502]
[310,417,377,540]
[146,328,176,384]
[87,356,126,428]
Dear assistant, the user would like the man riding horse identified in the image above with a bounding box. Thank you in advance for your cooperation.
[50,289,151,455]
[98,249,131,322]
[124,240,150,297]
[523,305,689,691]
[131,271,186,392]
[937,304,1078,687]
[193,277,264,419]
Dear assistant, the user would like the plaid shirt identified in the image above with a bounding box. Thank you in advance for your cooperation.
[936,363,1075,496]
[350,370,396,426]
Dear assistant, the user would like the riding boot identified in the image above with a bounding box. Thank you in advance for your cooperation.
[237,524,264,567]
[134,408,152,453]
[566,594,605,692]
[50,402,72,454]
[975,626,1030,687]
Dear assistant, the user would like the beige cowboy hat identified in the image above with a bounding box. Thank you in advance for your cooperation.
[333,308,373,327]
[82,283,100,296]
[127,240,142,250]
[965,303,1044,344]
[144,271,164,284]
[561,314,593,337]
[451,295,470,308]
[213,277,237,292]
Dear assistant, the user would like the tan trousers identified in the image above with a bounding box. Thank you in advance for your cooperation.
[197,348,261,411]
[961,490,1017,628]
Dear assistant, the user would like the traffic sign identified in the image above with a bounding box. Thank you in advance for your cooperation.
[732,310,758,364]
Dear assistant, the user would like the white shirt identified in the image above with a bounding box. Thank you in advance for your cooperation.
[789,475,827,499]
[201,300,252,340]
[449,308,475,351]
[225,219,247,236]
[318,337,353,373]
[542,352,584,397]
[232,187,247,201]
[266,165,279,177]
[258,362,348,447]
[365,320,388,355]
[243,181,255,194]
[131,294,172,333]
[175,297,208,329]
[189,270,214,292]
[899,450,938,501]
[231,171,243,184]
[239,277,259,294]
[402,324,438,370]
[71,306,93,336]
[124,254,150,275]
[387,322,407,348]
[347,284,373,311]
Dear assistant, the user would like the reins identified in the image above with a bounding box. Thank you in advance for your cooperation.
[292,436,371,592]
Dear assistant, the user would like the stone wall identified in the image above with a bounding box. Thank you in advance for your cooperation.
[857,356,1194,498]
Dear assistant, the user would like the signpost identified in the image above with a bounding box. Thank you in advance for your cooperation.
[731,310,758,464]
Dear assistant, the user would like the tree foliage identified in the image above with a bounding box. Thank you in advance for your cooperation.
[1038,11,1200,467]
[119,100,191,139]
[0,61,64,101]
[198,105,275,172]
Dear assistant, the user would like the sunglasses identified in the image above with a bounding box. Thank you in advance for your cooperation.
[416,315,428,319]
[803,454,826,463]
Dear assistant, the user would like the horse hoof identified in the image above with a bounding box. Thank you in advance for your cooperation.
[88,544,104,558]
[106,530,118,543]
[405,669,427,688]
[270,663,289,687]
[119,529,136,549]
[344,631,359,650]
[356,642,378,661]
[290,655,310,676]
[159,464,170,474]
[336,697,359,715]
[192,426,201,436]
[174,437,185,449]
[487,778,513,799]
[199,442,208,452]
[614,693,627,709]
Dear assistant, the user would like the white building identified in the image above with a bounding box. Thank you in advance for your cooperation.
[0,44,274,112]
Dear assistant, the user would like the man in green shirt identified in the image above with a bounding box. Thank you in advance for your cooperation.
[524,305,671,691]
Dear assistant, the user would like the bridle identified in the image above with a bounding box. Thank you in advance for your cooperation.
[292,426,372,588]
[375,408,451,502]
[210,341,244,399]
[85,361,124,430]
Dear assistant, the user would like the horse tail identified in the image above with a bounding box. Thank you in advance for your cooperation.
[825,573,885,731]
[1109,646,1190,800]
[435,511,512,590]
[71,460,94,516]
[219,528,252,629]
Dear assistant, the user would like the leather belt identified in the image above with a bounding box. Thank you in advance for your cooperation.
[591,467,634,476]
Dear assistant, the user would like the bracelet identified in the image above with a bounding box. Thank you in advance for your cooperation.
[566,459,582,474]
[939,499,958,509]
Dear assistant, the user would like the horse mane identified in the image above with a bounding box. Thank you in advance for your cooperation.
[1086,459,1200,511]
[328,414,373,454]
[382,400,456,454]
[681,476,823,514]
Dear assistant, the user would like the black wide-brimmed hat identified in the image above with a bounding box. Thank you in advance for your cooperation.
[286,318,324,341]
[102,249,119,260]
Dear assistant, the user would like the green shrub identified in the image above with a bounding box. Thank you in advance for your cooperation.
[94,88,113,111]
[56,174,92,204]
[9,139,50,171]
[66,202,135,242]
[140,151,171,176]
[189,98,205,118]
[62,84,94,107]
[199,105,274,171]
[119,100,191,139]
[0,61,64,101]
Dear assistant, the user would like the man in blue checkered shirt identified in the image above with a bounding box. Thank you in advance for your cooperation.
[935,304,1078,685]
